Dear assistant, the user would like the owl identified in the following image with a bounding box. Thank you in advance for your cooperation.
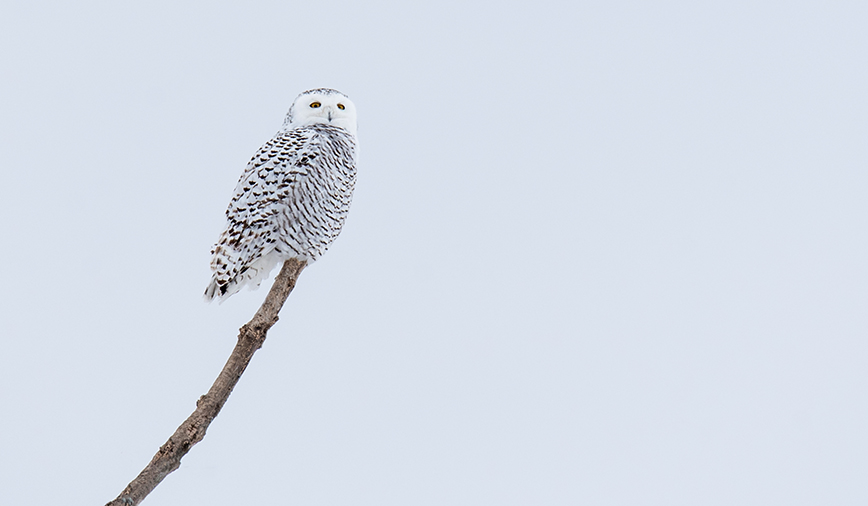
[204,88,358,302]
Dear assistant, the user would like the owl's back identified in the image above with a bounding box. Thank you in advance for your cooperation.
[205,123,357,301]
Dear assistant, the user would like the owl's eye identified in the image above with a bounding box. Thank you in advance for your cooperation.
[337,103,346,110]
[310,102,321,108]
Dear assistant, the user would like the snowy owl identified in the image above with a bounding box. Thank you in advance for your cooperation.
[204,88,358,302]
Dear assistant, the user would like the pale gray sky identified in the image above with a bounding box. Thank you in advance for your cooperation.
[1,1,866,505]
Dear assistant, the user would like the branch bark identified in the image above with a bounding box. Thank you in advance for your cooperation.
[105,258,307,506]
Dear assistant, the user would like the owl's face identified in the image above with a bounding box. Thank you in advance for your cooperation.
[286,89,357,136]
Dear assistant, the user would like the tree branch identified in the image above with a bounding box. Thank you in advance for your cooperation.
[105,258,307,506]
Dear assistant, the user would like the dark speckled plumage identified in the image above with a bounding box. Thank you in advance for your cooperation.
[205,90,358,301]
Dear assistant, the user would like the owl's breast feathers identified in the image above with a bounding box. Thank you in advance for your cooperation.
[205,123,357,301]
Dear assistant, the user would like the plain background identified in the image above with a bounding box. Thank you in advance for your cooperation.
[1,1,866,504]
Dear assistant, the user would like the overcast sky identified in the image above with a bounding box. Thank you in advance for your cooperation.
[1,1,866,505]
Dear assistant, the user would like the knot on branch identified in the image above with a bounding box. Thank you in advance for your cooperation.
[158,440,176,456]
[239,322,275,351]
[240,321,266,335]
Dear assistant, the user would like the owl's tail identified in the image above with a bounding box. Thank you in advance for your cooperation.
[203,250,286,303]
[203,277,227,303]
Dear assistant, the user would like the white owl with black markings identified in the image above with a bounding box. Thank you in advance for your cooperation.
[204,88,358,302]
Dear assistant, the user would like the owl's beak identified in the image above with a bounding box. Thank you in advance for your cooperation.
[327,109,334,121]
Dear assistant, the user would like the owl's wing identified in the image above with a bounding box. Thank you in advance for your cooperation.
[205,130,315,300]
[227,130,314,215]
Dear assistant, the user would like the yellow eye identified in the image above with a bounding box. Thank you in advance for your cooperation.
[337,103,346,110]
[310,102,321,108]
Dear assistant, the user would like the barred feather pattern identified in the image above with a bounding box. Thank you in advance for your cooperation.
[205,122,357,301]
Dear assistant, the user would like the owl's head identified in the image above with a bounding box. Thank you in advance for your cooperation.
[283,88,357,135]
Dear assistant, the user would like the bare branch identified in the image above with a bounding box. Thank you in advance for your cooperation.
[105,258,307,506]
